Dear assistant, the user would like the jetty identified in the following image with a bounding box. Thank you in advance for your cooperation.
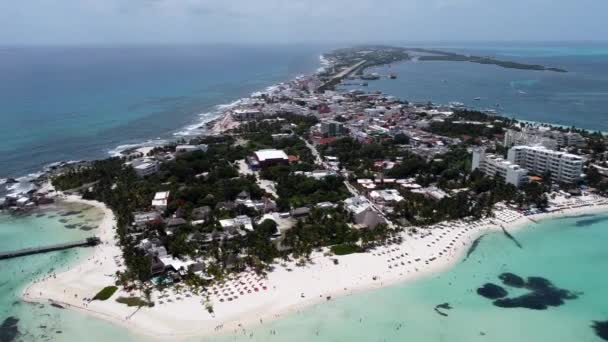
[0,237,100,260]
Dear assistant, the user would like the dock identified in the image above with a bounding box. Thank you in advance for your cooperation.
[318,60,367,92]
[0,237,100,260]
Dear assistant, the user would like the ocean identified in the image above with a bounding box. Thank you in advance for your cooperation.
[0,202,138,341]
[0,44,326,178]
[214,213,608,342]
[2,42,608,180]
[2,42,608,341]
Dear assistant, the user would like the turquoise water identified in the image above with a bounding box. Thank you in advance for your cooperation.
[0,203,137,341]
[214,213,608,341]
[3,43,608,341]
[2,200,607,341]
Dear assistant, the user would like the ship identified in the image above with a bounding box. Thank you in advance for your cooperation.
[360,73,380,80]
[449,102,465,108]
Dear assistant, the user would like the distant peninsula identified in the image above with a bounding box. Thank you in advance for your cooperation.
[323,45,567,76]
[410,48,568,73]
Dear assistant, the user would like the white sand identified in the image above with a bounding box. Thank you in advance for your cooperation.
[21,194,608,340]
[210,113,240,134]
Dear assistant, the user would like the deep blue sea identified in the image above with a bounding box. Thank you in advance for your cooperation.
[0,45,325,178]
[1,43,608,179]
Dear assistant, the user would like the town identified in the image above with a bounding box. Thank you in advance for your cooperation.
[4,46,608,312]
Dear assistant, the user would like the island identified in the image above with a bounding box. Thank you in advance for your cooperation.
[3,45,604,340]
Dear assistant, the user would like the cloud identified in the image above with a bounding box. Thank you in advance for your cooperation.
[0,0,605,44]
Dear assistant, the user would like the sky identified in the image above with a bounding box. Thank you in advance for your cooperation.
[0,0,606,45]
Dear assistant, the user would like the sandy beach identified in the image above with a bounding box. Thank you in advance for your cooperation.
[20,193,608,340]
[210,112,240,134]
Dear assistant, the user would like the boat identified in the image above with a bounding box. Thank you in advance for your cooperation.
[360,73,380,80]
[449,102,465,108]
[389,73,397,79]
[474,97,481,101]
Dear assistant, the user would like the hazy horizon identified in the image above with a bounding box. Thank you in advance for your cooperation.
[1,0,606,45]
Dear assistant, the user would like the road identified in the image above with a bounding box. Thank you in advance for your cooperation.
[300,137,395,227]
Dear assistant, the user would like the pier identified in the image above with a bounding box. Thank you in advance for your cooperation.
[0,237,100,260]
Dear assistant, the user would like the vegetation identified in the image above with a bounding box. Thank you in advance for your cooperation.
[331,243,363,255]
[92,286,118,301]
[412,48,567,72]
[282,209,391,258]
[116,296,153,307]
[427,110,513,141]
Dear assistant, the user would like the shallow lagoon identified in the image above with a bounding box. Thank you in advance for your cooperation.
[0,202,136,342]
[3,206,608,341]
[215,213,608,342]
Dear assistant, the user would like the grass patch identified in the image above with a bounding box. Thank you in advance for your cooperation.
[93,286,118,301]
[330,243,363,256]
[116,296,153,307]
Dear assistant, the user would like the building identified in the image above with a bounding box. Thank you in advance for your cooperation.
[343,196,386,229]
[132,159,160,177]
[219,215,254,233]
[294,169,338,180]
[410,186,450,200]
[291,207,311,218]
[152,191,170,210]
[556,132,586,148]
[320,120,346,137]
[250,149,289,169]
[235,196,277,213]
[504,128,586,150]
[503,129,558,150]
[472,149,529,187]
[507,145,584,183]
[132,211,161,231]
[191,206,211,225]
[175,144,208,155]
[369,189,404,205]
[233,108,264,121]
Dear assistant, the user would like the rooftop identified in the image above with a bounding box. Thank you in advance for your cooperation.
[254,149,289,162]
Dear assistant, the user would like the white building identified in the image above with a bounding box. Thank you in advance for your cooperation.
[152,191,170,210]
[320,120,346,137]
[507,145,584,183]
[233,108,264,121]
[556,132,586,148]
[131,159,160,177]
[343,196,385,229]
[133,211,161,228]
[251,149,289,168]
[472,149,529,187]
[504,128,585,150]
[503,129,558,150]
[219,215,254,232]
[294,170,338,180]
[411,186,450,200]
[369,189,404,204]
